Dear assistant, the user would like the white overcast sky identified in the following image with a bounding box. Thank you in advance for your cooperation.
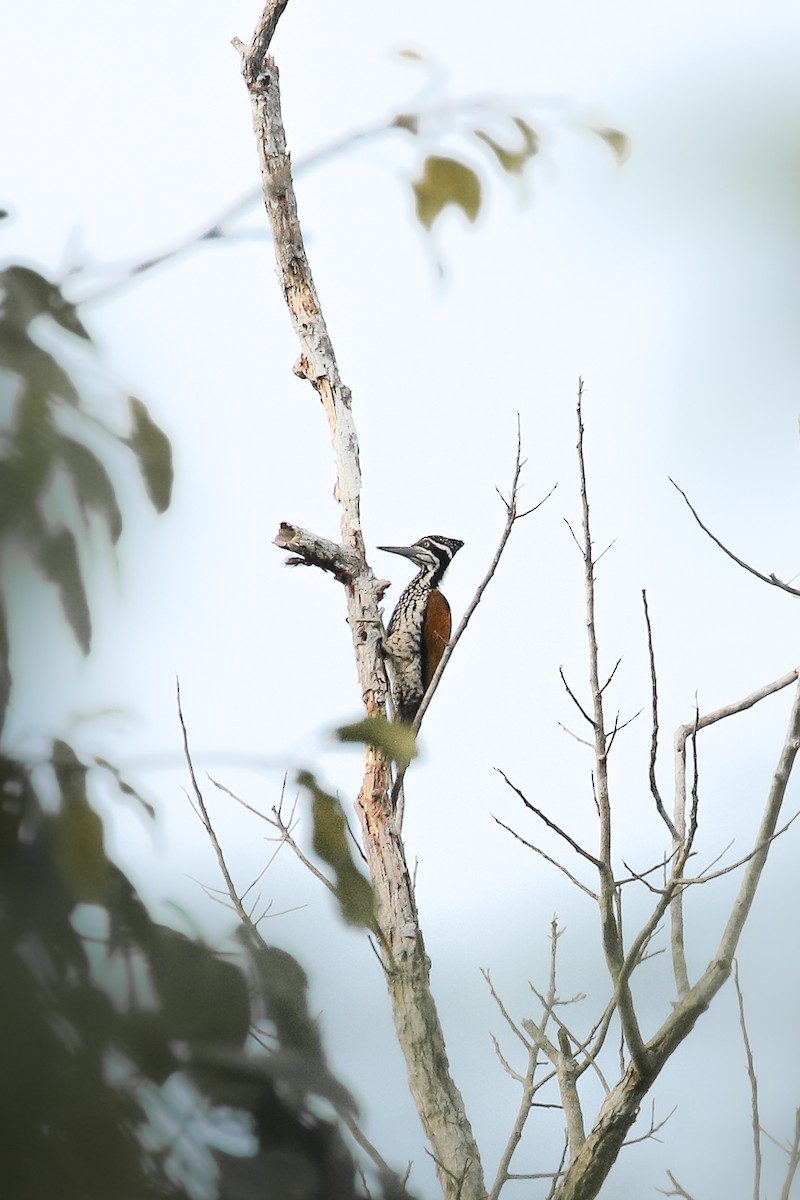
[4,0,800,1196]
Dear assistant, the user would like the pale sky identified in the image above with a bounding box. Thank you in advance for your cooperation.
[4,1,800,1195]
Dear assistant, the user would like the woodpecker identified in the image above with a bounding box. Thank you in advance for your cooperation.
[378,535,464,723]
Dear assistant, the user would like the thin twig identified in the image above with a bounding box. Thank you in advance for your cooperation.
[621,1100,676,1146]
[670,478,800,597]
[391,421,555,809]
[658,1170,697,1199]
[177,680,268,952]
[492,815,599,900]
[558,666,596,728]
[209,774,339,897]
[642,590,679,839]
[482,969,533,1051]
[573,381,648,1072]
[496,769,603,869]
[733,960,762,1200]
[779,1109,800,1200]
[413,419,555,734]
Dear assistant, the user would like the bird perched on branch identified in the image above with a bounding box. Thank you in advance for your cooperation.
[378,535,464,723]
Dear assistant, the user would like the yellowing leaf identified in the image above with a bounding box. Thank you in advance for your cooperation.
[473,119,540,175]
[413,156,482,231]
[594,126,631,163]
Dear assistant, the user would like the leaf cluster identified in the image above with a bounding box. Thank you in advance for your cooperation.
[1,742,395,1199]
[0,262,409,1199]
[0,264,173,728]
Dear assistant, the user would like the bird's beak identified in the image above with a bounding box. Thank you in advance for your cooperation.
[377,543,421,561]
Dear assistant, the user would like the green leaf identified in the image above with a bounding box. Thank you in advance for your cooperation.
[0,326,80,405]
[473,118,540,175]
[594,126,630,163]
[52,740,112,902]
[0,388,57,527]
[57,436,123,543]
[0,265,90,339]
[126,396,173,513]
[146,925,251,1045]
[413,155,482,231]
[336,714,417,771]
[37,527,92,653]
[298,771,376,928]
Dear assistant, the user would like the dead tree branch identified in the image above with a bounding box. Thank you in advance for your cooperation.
[413,423,555,734]
[670,669,799,995]
[670,478,800,597]
[487,920,563,1200]
[234,12,486,1197]
[573,380,648,1076]
[552,679,800,1200]
[733,960,761,1200]
[178,679,268,953]
[779,1109,800,1200]
[642,591,679,839]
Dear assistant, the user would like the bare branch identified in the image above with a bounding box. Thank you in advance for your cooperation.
[573,380,648,1073]
[621,1100,676,1146]
[391,427,555,810]
[642,590,679,839]
[779,1109,800,1200]
[339,1107,412,1193]
[496,770,603,870]
[529,985,610,1095]
[599,657,622,694]
[488,920,565,1200]
[243,0,290,64]
[558,666,596,728]
[670,478,800,597]
[604,706,642,754]
[657,1169,698,1199]
[733,960,762,1200]
[208,774,340,899]
[671,668,799,997]
[492,815,599,900]
[490,1033,526,1083]
[274,522,363,582]
[413,421,555,734]
[177,681,268,954]
[234,17,486,1196]
[557,721,594,749]
[482,969,533,1052]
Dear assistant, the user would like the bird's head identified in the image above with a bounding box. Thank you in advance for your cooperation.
[378,535,463,582]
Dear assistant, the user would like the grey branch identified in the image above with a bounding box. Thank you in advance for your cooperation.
[274,522,363,583]
[733,960,762,1200]
[412,419,555,734]
[235,10,486,1198]
[642,590,679,839]
[573,380,647,1075]
[670,478,800,597]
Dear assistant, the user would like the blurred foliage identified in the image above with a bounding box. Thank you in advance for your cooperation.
[336,714,418,772]
[299,770,377,929]
[0,263,173,711]
[0,265,411,1198]
[389,49,628,234]
[0,744,398,1200]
